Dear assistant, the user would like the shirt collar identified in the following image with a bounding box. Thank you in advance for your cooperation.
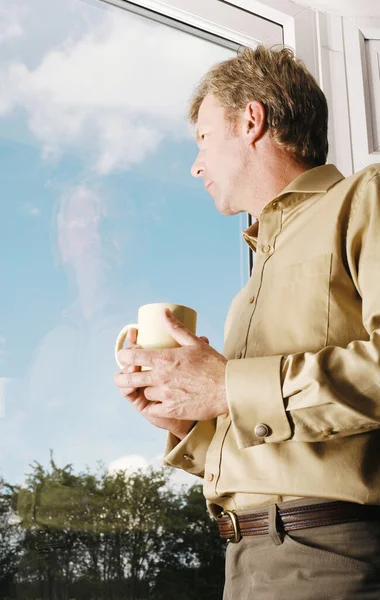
[242,164,345,251]
[275,164,345,197]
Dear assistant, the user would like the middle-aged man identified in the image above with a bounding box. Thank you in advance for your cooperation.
[115,45,380,598]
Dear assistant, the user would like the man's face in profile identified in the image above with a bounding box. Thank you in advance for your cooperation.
[191,93,248,217]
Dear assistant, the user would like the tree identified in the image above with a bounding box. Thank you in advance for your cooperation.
[0,478,22,599]
[153,483,225,600]
[7,457,226,599]
[14,457,86,600]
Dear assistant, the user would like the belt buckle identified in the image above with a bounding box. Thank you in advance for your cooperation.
[220,509,241,543]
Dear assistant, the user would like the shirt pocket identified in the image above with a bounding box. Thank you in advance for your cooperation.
[280,252,332,282]
[258,253,332,355]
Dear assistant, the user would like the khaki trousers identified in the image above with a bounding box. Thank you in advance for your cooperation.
[223,499,380,600]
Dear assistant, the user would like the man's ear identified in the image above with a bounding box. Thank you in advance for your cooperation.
[243,101,267,146]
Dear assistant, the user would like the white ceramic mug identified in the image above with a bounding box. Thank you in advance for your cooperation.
[115,302,197,369]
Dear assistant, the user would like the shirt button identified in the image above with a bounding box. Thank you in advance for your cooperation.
[183,454,194,461]
[254,423,270,438]
[208,473,214,482]
[321,429,334,438]
[249,295,255,304]
[262,244,271,253]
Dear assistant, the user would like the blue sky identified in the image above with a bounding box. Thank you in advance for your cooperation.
[0,0,249,487]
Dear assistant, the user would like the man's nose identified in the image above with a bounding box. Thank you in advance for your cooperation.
[190,154,204,178]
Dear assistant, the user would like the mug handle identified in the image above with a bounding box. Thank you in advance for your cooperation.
[115,323,138,369]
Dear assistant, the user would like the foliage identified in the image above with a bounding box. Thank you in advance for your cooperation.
[0,457,225,599]
[0,478,22,599]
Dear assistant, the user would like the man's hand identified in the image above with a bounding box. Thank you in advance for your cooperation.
[114,325,195,440]
[114,309,228,424]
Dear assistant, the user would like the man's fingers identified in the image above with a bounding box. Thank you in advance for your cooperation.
[117,347,154,368]
[120,387,137,397]
[115,363,140,392]
[199,336,210,344]
[115,365,140,393]
[116,370,153,388]
[144,387,168,402]
[121,364,141,374]
[162,309,200,347]
[143,400,166,418]
[126,327,138,344]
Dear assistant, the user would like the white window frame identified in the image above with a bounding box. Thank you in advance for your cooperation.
[366,40,380,154]
[99,0,283,47]
[342,21,380,171]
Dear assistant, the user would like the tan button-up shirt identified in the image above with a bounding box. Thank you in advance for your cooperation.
[164,163,380,517]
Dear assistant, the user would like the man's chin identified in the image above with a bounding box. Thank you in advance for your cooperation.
[214,198,236,216]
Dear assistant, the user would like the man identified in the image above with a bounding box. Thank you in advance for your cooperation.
[114,45,380,598]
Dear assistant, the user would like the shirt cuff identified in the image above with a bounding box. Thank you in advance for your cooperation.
[163,420,216,477]
[226,356,292,448]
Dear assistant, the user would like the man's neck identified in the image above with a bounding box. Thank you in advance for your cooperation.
[247,145,314,218]
[261,165,311,217]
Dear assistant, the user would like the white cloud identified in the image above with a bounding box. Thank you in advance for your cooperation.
[0,8,232,173]
[108,452,200,489]
[108,453,150,476]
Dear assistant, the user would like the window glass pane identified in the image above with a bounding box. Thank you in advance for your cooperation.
[0,0,250,485]
[0,0,251,593]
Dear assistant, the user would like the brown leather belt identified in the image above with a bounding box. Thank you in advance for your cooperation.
[216,501,380,543]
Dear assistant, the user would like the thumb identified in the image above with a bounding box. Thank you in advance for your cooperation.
[162,309,200,347]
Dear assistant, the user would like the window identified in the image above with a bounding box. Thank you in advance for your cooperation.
[0,0,281,595]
